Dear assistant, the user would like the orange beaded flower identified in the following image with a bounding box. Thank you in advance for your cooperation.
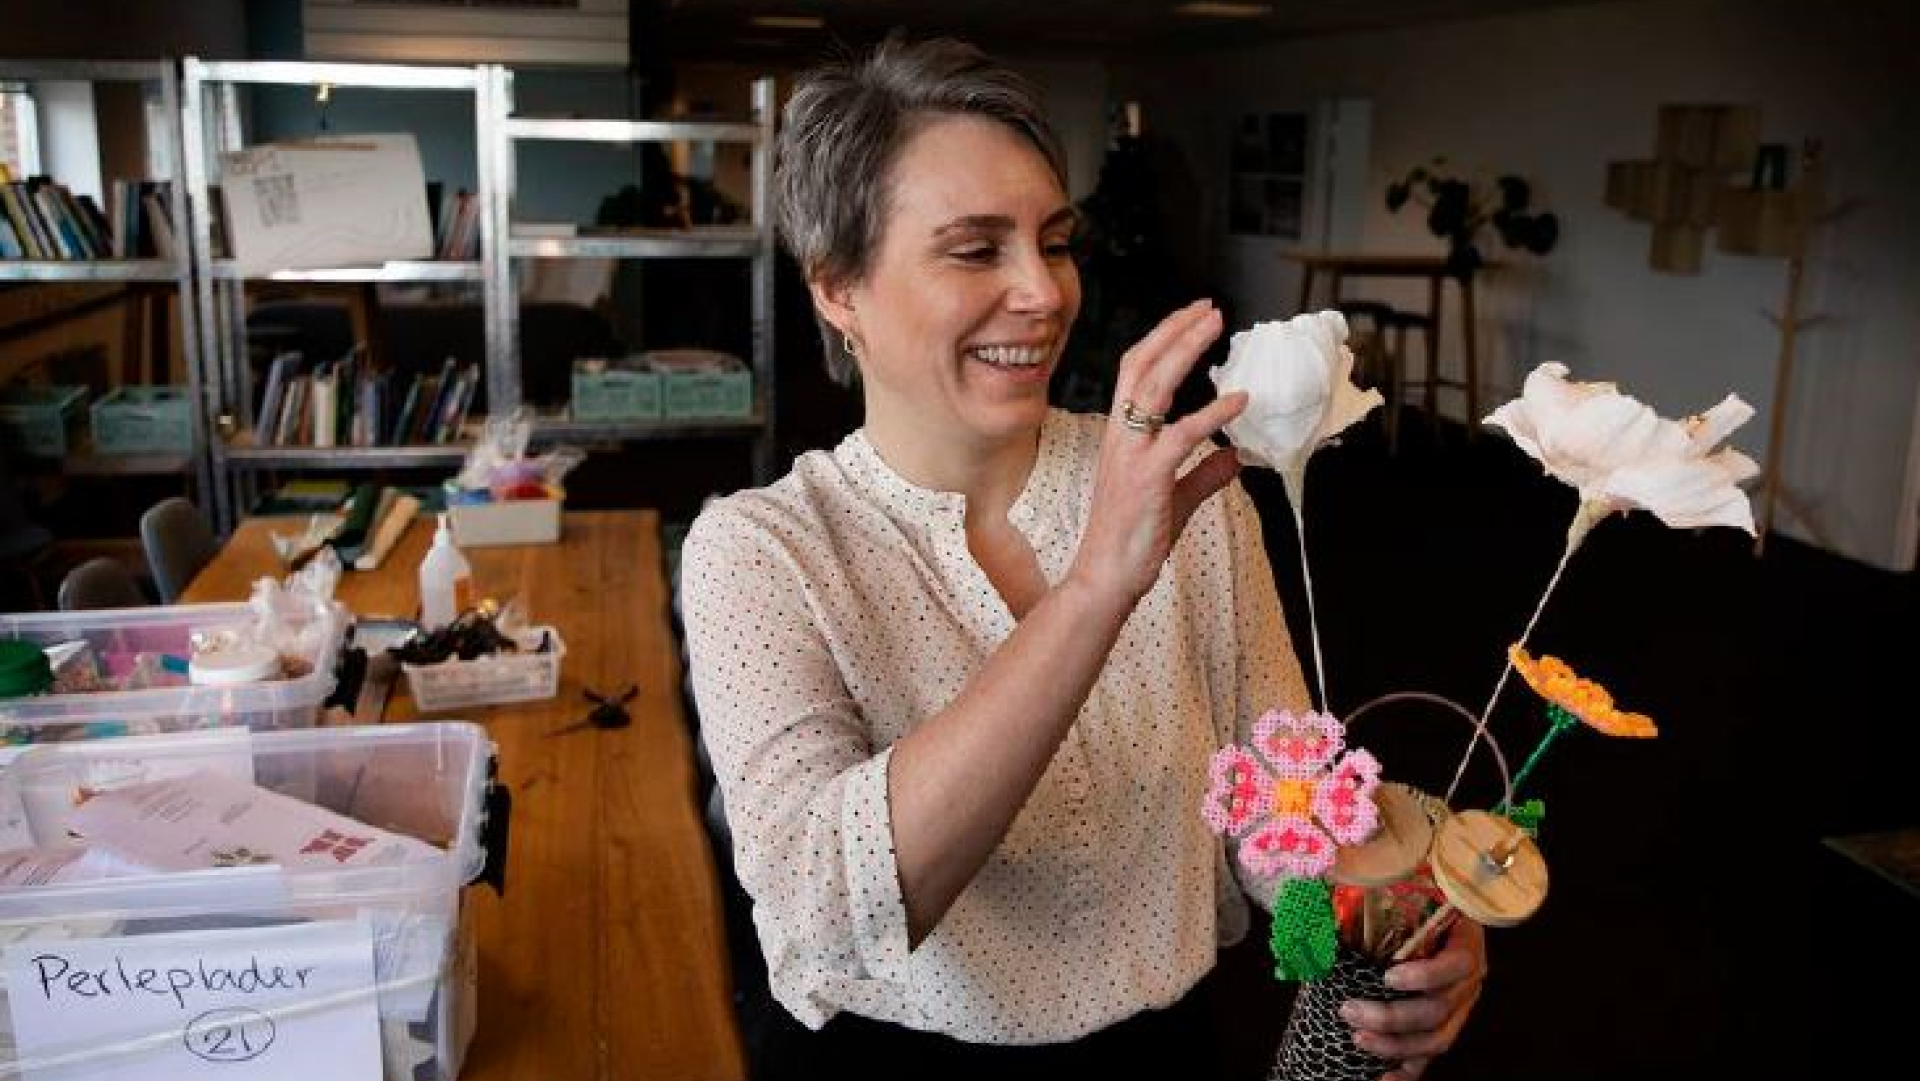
[1508,645,1657,739]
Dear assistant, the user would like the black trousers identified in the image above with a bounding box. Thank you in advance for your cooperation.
[741,932,1294,1081]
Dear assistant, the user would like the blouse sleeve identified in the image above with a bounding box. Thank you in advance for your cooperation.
[1210,479,1313,910]
[679,500,918,1030]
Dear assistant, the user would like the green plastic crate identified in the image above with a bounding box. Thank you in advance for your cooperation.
[660,370,753,420]
[571,366,662,421]
[90,385,194,455]
[0,384,87,458]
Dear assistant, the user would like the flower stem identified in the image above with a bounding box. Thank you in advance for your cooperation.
[1443,502,1599,806]
[1497,705,1578,814]
[1283,468,1329,713]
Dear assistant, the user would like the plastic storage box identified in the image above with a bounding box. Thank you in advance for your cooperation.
[645,349,752,420]
[0,601,348,747]
[403,626,564,712]
[90,384,195,456]
[0,384,87,458]
[0,721,492,1081]
[570,361,661,421]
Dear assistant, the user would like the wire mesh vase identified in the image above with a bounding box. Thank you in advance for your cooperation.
[1269,946,1412,1081]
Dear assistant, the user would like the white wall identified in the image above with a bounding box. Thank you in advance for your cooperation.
[1115,0,1920,569]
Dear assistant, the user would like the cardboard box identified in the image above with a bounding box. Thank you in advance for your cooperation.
[448,495,563,547]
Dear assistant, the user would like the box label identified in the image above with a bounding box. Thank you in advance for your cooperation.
[4,917,381,1081]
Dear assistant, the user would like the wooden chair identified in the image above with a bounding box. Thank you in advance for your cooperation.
[1337,301,1436,453]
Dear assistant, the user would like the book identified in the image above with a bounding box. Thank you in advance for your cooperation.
[328,482,384,561]
[72,192,113,256]
[310,363,337,448]
[334,486,396,565]
[0,184,43,258]
[354,492,421,571]
[273,479,352,510]
[142,187,177,259]
[432,364,474,443]
[28,182,79,258]
[389,371,423,446]
[281,374,311,445]
[108,179,126,257]
[254,351,301,443]
[415,357,457,443]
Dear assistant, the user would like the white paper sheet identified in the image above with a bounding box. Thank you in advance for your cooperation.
[220,133,433,276]
[67,768,443,874]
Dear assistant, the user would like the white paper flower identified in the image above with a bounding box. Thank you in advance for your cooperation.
[1485,362,1758,537]
[1210,311,1383,481]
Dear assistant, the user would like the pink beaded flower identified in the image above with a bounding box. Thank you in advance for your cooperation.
[1202,709,1383,879]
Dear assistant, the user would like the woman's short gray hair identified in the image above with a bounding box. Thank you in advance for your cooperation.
[775,35,1068,384]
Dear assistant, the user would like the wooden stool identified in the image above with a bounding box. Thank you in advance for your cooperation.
[1336,301,1435,453]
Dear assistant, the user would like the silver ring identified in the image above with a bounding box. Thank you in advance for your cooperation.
[1120,399,1165,435]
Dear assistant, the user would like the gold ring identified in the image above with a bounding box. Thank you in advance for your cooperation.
[1120,399,1166,435]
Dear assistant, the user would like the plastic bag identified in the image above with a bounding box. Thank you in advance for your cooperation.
[452,409,583,499]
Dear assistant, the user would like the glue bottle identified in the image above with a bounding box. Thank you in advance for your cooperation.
[418,513,474,632]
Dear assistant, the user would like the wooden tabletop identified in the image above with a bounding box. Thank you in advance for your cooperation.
[1824,827,1920,901]
[183,510,747,1081]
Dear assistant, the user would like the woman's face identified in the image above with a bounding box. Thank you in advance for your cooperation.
[820,113,1082,447]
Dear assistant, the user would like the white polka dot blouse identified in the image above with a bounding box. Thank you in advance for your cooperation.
[680,408,1309,1044]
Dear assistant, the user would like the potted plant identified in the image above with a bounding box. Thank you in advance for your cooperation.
[1386,158,1560,277]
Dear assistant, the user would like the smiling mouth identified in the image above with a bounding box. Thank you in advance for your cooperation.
[967,344,1052,370]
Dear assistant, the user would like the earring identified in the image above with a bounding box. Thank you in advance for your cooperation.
[843,333,860,360]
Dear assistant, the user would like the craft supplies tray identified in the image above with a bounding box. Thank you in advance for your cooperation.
[402,626,564,713]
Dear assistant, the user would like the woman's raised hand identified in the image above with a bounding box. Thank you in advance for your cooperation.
[1066,299,1249,608]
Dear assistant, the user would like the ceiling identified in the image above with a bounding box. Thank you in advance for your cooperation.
[649,0,1643,62]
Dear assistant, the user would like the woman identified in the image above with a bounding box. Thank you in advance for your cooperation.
[680,35,1484,1080]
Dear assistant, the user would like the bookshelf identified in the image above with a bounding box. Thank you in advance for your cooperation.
[0,60,208,493]
[494,74,778,482]
[181,61,781,530]
[182,58,507,531]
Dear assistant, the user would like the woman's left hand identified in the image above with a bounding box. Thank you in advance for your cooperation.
[1338,918,1487,1081]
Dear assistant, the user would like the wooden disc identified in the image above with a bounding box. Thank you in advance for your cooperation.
[1429,810,1549,927]
[1332,782,1436,887]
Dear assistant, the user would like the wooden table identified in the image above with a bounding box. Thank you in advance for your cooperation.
[183,510,747,1081]
[1285,251,1499,432]
[1824,828,1920,901]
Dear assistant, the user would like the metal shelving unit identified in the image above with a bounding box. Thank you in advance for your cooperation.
[493,74,778,482]
[182,58,507,531]
[0,60,209,503]
[182,61,779,530]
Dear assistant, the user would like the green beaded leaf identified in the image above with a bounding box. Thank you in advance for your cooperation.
[1506,798,1547,838]
[1268,877,1338,982]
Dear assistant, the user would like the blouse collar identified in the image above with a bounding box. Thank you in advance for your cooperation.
[837,409,1072,534]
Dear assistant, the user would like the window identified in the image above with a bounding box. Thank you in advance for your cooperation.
[0,83,42,178]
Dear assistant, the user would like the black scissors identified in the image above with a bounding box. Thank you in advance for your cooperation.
[549,683,637,736]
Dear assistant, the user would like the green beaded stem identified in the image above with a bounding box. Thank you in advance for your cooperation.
[1497,704,1580,814]
[1269,877,1339,982]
